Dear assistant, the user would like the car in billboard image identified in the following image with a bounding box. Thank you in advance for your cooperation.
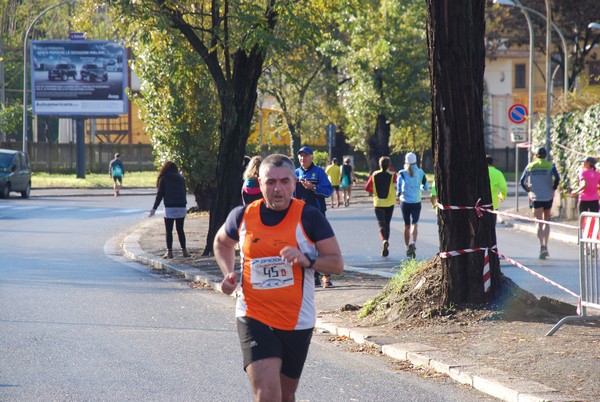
[0,149,32,199]
[80,64,108,82]
[106,59,123,72]
[48,63,77,81]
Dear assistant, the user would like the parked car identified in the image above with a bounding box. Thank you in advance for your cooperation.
[80,64,108,82]
[48,63,77,81]
[0,149,32,198]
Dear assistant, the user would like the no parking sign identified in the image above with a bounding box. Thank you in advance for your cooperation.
[508,104,528,125]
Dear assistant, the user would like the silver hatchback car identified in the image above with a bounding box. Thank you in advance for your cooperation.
[0,149,32,198]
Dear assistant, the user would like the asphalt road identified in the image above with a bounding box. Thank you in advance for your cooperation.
[0,194,494,401]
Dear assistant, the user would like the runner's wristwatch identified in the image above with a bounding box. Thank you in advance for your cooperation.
[303,253,316,269]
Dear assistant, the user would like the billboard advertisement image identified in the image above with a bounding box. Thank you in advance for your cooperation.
[31,40,128,116]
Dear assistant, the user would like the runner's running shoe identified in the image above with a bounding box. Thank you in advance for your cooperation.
[539,246,549,260]
[382,240,389,257]
[407,243,416,259]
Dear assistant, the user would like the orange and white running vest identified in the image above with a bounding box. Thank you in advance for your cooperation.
[237,199,317,330]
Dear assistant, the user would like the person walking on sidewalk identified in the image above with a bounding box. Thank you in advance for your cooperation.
[294,146,334,288]
[108,153,125,197]
[340,158,355,207]
[241,155,263,205]
[213,153,344,402]
[487,155,508,224]
[396,152,428,259]
[325,158,342,208]
[365,156,397,257]
[571,156,600,213]
[148,161,190,259]
[520,147,560,259]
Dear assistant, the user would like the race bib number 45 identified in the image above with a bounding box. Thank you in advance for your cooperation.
[250,256,295,289]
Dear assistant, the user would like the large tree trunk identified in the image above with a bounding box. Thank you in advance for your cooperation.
[288,122,300,158]
[166,0,278,256]
[366,114,391,172]
[426,0,501,305]
[203,49,265,255]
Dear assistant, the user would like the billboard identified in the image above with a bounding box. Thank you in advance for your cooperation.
[30,40,128,117]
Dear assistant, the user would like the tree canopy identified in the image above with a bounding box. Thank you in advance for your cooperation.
[322,0,431,171]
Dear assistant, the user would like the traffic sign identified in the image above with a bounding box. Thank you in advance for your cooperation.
[510,125,527,143]
[508,104,528,124]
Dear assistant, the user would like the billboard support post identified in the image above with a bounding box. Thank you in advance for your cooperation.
[76,118,85,179]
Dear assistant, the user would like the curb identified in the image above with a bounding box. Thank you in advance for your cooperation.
[316,319,573,402]
[121,223,576,402]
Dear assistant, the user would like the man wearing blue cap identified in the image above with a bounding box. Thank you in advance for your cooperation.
[295,146,334,287]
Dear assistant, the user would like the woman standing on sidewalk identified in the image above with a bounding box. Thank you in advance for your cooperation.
[148,161,190,259]
[571,156,600,213]
[396,152,428,259]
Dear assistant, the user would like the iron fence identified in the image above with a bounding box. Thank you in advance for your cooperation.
[0,142,156,173]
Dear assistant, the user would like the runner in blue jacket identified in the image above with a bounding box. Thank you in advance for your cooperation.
[396,152,428,259]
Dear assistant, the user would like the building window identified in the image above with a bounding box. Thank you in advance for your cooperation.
[515,64,526,89]
[590,62,600,86]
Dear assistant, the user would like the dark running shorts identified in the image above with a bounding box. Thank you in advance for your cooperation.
[579,200,600,213]
[236,316,313,379]
[332,185,340,190]
[530,200,553,210]
[401,202,422,225]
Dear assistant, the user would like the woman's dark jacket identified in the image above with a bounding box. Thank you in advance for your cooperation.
[152,172,187,210]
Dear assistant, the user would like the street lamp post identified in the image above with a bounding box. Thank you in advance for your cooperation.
[22,0,76,154]
[544,0,552,156]
[494,0,567,159]
[493,0,535,163]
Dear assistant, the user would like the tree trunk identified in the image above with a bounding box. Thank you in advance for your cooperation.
[192,181,215,212]
[203,49,265,255]
[366,114,391,173]
[426,0,501,305]
[288,121,300,158]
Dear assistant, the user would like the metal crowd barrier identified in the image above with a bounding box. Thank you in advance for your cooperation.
[547,212,600,336]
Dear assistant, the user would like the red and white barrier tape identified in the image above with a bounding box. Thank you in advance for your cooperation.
[439,244,581,305]
[436,200,578,230]
[437,198,582,308]
[482,248,491,292]
[490,248,581,314]
[439,245,494,258]
[439,245,496,292]
[488,209,578,230]
[436,198,490,218]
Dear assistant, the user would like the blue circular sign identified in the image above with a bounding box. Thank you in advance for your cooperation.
[508,104,528,124]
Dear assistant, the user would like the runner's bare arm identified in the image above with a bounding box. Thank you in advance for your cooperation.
[214,226,239,295]
[280,236,344,275]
